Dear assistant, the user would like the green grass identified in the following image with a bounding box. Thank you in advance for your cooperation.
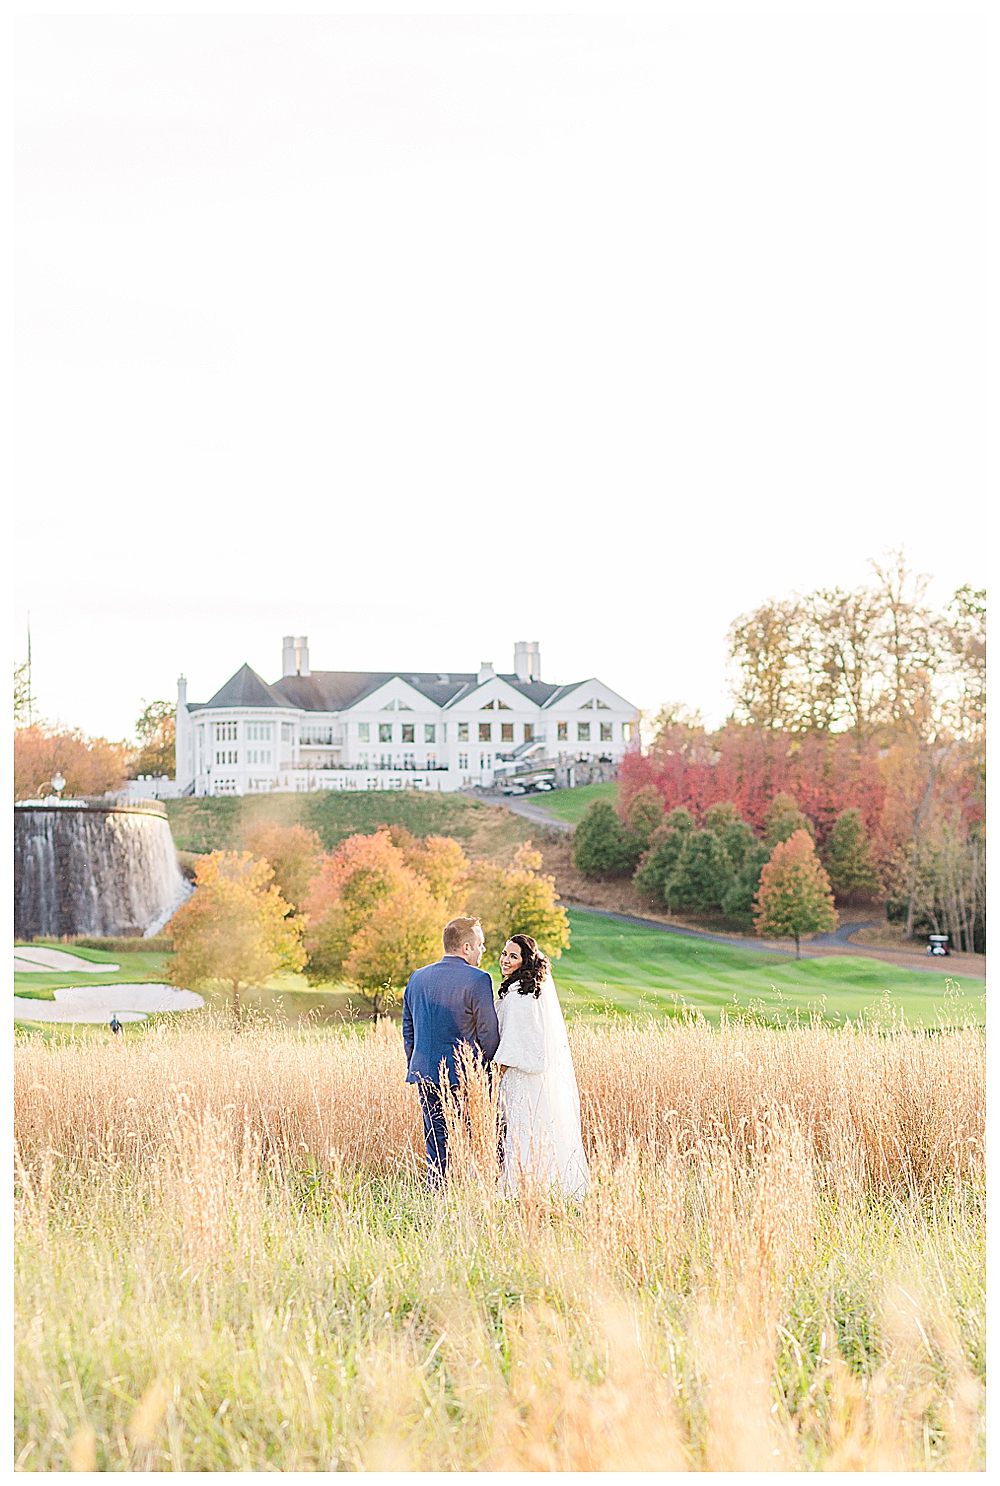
[13,945,172,1002]
[525,780,617,824]
[552,909,986,1027]
[165,790,502,855]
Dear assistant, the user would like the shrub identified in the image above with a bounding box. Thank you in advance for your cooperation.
[624,786,665,853]
[721,842,771,921]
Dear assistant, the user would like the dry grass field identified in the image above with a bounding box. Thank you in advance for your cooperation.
[14,1017,985,1472]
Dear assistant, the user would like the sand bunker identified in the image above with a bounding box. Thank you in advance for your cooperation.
[13,984,203,1023]
[14,946,121,974]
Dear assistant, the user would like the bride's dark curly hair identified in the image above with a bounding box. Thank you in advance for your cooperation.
[497,934,549,1000]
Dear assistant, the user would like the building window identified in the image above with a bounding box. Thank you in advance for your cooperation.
[500,723,514,742]
[246,723,272,741]
[481,700,494,710]
[424,724,436,744]
[379,723,392,743]
[622,722,633,742]
[577,722,590,742]
[426,753,436,768]
[401,724,415,743]
[580,700,594,711]
[557,721,568,741]
[458,753,468,769]
[441,723,447,741]
[457,722,468,741]
[523,723,534,742]
[215,749,238,765]
[598,700,611,710]
[215,722,237,742]
[478,722,491,742]
[600,723,613,741]
[281,723,294,742]
[357,722,370,742]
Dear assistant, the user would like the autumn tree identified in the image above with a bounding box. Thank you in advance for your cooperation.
[301,827,457,1015]
[244,822,324,910]
[167,851,305,1027]
[753,830,837,957]
[390,827,471,915]
[14,725,130,801]
[572,799,640,879]
[823,808,879,901]
[465,844,570,962]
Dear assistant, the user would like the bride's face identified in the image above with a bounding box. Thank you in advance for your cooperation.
[500,940,523,977]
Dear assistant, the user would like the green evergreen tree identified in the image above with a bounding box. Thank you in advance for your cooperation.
[572,799,637,879]
[704,801,742,834]
[625,786,665,853]
[721,842,771,920]
[764,791,815,847]
[633,808,694,902]
[823,808,879,899]
[663,829,734,914]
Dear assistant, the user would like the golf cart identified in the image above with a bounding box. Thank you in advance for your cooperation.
[926,934,950,957]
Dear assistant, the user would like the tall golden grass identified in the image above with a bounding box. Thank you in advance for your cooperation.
[15,1017,984,1472]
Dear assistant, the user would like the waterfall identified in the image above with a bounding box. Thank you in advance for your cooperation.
[14,803,192,940]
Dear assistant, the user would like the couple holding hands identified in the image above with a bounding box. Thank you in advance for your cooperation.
[402,917,589,1198]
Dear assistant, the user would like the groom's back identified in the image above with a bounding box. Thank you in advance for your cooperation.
[403,956,499,1086]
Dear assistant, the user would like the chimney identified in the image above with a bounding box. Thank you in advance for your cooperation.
[514,641,541,681]
[478,661,495,685]
[282,636,310,677]
[177,675,188,707]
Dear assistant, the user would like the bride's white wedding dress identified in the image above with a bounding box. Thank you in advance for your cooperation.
[493,971,589,1198]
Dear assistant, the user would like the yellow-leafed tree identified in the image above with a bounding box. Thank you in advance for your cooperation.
[243,821,324,910]
[466,843,571,963]
[168,851,305,1027]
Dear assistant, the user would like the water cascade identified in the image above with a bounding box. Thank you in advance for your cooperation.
[14,800,192,940]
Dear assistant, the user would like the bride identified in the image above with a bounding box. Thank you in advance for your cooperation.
[492,934,589,1198]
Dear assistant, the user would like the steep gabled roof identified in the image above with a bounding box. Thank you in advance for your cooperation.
[272,670,482,712]
[203,664,289,710]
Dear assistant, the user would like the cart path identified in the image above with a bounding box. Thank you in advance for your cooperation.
[567,905,986,980]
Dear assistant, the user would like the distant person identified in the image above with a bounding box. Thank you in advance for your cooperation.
[493,934,589,1199]
[402,917,500,1187]
[109,1014,122,1035]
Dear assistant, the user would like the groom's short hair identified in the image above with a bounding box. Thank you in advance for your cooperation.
[443,917,482,953]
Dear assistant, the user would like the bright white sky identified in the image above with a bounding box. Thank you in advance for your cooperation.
[13,5,992,741]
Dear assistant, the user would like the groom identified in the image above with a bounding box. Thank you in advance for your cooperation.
[402,917,500,1187]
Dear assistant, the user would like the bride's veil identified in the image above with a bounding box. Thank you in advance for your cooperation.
[538,968,583,1126]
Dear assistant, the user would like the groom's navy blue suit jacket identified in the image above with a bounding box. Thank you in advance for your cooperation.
[402,955,500,1086]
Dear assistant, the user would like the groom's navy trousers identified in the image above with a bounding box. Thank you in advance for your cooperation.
[402,955,500,1186]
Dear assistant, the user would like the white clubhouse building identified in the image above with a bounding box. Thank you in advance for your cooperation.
[173,637,638,796]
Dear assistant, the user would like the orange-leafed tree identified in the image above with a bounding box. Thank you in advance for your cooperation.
[390,827,470,915]
[244,821,325,910]
[302,827,450,1014]
[465,843,571,963]
[167,851,305,1028]
[753,830,838,958]
[14,725,130,801]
